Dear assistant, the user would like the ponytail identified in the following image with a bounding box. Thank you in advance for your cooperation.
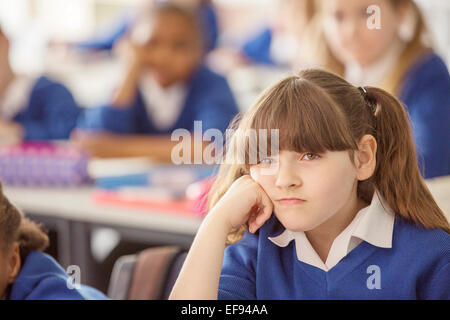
[366,86,450,233]
[16,218,50,262]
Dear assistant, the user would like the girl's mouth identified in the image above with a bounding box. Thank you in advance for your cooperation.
[276,198,306,205]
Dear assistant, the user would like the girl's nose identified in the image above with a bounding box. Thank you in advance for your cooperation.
[274,161,302,189]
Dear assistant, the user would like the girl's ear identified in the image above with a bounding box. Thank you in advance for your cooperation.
[354,135,377,181]
[7,243,21,284]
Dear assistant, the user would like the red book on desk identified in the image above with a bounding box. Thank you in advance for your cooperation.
[91,189,200,216]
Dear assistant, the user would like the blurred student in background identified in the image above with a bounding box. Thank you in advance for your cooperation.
[74,0,219,54]
[74,3,238,161]
[210,0,316,72]
[0,27,80,143]
[0,183,108,300]
[241,0,315,67]
[305,0,450,178]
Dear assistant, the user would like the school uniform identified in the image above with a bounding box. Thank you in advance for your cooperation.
[0,75,80,140]
[8,251,108,300]
[79,64,239,135]
[346,44,450,178]
[399,52,450,178]
[218,191,450,299]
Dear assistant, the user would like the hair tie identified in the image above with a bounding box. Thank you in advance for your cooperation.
[358,86,367,97]
[358,86,377,132]
[358,86,376,113]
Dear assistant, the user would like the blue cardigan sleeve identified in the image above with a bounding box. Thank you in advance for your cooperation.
[400,54,450,178]
[14,77,80,140]
[77,103,138,134]
[218,232,258,300]
[75,15,131,51]
[241,28,274,65]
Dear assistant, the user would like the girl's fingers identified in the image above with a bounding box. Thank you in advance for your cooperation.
[250,191,273,233]
[248,217,256,234]
[257,193,274,226]
[247,206,259,234]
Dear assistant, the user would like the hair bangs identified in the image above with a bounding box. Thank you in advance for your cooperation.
[243,77,357,163]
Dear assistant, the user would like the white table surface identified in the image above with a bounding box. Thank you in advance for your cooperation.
[4,175,450,237]
[4,186,203,236]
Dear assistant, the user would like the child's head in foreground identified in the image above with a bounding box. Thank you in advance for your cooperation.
[209,68,449,243]
[130,2,204,87]
[0,183,49,298]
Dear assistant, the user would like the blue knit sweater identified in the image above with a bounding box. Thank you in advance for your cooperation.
[78,65,238,135]
[399,52,450,178]
[13,76,80,140]
[9,251,108,300]
[219,215,450,300]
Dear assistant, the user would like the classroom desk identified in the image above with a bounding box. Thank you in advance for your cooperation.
[4,175,450,290]
[4,186,202,236]
[4,186,202,289]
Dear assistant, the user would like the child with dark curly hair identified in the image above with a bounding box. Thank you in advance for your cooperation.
[0,183,108,300]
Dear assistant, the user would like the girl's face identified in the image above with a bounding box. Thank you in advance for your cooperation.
[250,150,359,232]
[139,12,202,87]
[322,0,403,67]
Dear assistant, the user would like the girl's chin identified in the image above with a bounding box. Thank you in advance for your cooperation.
[274,211,318,233]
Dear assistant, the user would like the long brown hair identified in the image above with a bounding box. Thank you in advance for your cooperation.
[0,183,49,262]
[208,69,449,245]
[305,0,430,95]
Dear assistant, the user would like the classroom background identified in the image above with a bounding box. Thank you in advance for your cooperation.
[0,0,449,298]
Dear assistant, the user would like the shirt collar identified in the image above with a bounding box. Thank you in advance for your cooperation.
[352,190,395,248]
[345,40,405,88]
[139,75,187,131]
[268,190,395,271]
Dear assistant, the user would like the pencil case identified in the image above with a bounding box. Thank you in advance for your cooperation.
[0,142,90,187]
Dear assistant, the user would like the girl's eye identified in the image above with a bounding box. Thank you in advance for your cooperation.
[301,153,320,161]
[259,157,273,165]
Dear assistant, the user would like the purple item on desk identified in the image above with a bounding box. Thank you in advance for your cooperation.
[0,142,90,187]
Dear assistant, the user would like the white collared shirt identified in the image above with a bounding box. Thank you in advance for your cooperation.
[268,191,395,271]
[139,75,187,131]
[345,40,405,88]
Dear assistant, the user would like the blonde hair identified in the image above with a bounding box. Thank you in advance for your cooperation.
[304,0,430,95]
[208,69,449,245]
